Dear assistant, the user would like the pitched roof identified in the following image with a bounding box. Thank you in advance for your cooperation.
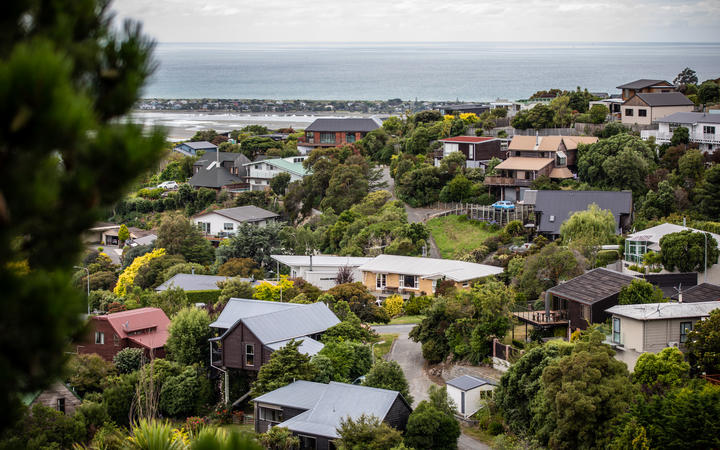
[616,79,671,89]
[549,167,574,179]
[195,151,251,166]
[245,158,308,177]
[494,157,554,171]
[266,336,325,356]
[194,205,279,223]
[627,223,720,247]
[305,118,381,132]
[446,375,497,391]
[271,254,374,268]
[508,135,598,151]
[180,141,218,150]
[606,301,719,321]
[242,302,340,345]
[547,268,636,305]
[358,255,503,282]
[439,136,497,143]
[673,283,720,303]
[525,190,633,235]
[96,308,170,349]
[633,92,694,107]
[210,298,299,329]
[188,165,245,188]
[155,274,230,292]
[254,381,409,439]
[655,112,720,125]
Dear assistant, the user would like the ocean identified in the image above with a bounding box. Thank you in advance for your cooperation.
[144,42,720,101]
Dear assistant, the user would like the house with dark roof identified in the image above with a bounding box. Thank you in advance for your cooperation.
[672,283,720,303]
[174,141,219,156]
[439,103,491,116]
[641,111,720,152]
[23,382,82,415]
[189,151,251,191]
[616,79,675,101]
[78,308,170,361]
[433,136,504,168]
[522,190,633,237]
[209,298,340,373]
[253,380,412,449]
[446,375,497,419]
[298,118,381,153]
[621,92,694,126]
[192,205,279,238]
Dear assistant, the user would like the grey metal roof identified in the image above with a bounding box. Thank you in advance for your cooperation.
[242,301,340,345]
[155,274,230,292]
[606,301,719,321]
[267,336,325,356]
[526,190,633,235]
[252,380,329,410]
[195,151,251,166]
[655,112,720,125]
[446,375,497,391]
[195,206,278,223]
[131,234,157,247]
[305,118,381,132]
[357,254,503,282]
[672,283,720,303]
[182,141,218,150]
[209,298,300,329]
[188,165,245,188]
[616,79,670,89]
[548,268,636,305]
[633,92,694,107]
[271,254,373,268]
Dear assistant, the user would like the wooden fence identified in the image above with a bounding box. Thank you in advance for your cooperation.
[492,338,523,363]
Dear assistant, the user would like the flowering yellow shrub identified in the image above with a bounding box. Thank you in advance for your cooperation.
[443,114,456,121]
[253,275,295,302]
[459,112,479,123]
[383,295,404,318]
[114,248,166,297]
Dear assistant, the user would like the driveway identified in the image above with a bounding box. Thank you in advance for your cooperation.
[373,324,491,450]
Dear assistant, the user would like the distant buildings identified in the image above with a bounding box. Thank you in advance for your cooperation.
[174,141,218,156]
[298,118,381,153]
[434,136,504,169]
[192,205,278,238]
[641,111,720,152]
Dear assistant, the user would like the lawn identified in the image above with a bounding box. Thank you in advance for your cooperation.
[220,423,255,434]
[388,315,425,325]
[373,333,398,360]
[426,215,498,259]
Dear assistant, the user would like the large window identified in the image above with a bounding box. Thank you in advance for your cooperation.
[680,322,692,343]
[400,275,418,289]
[625,108,634,117]
[612,317,621,344]
[376,273,387,289]
[320,132,335,144]
[638,109,647,117]
[305,131,315,143]
[198,222,211,234]
[625,240,648,264]
[223,223,234,231]
[346,132,356,143]
[95,332,104,345]
[245,344,254,366]
[704,126,716,135]
[258,406,283,423]
[299,435,317,450]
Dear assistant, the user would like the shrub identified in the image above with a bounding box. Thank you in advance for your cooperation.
[488,421,505,436]
[185,289,222,305]
[504,220,524,237]
[405,295,433,315]
[595,249,619,267]
[627,264,646,274]
[113,347,144,374]
[383,295,404,318]
[159,366,212,418]
[114,248,166,296]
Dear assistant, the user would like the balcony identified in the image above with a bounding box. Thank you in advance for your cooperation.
[641,129,720,145]
[513,310,568,326]
[484,176,533,187]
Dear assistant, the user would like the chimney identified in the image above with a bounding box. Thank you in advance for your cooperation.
[536,130,539,146]
[309,254,313,271]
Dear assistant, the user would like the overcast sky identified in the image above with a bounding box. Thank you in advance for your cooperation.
[113,0,720,43]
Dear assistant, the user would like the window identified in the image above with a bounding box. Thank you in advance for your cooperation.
[320,132,335,144]
[625,108,634,117]
[113,333,120,347]
[669,122,681,132]
[704,126,716,134]
[299,435,317,450]
[305,131,315,143]
[680,322,692,343]
[95,332,104,345]
[346,132,356,143]
[376,273,386,289]
[224,223,234,231]
[625,240,648,264]
[612,317,621,344]
[258,406,283,423]
[57,398,65,414]
[638,109,647,117]
[400,274,418,289]
[245,344,254,366]
[198,222,210,234]
[582,305,591,322]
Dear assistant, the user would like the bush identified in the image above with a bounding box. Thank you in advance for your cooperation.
[113,348,144,374]
[595,249,619,268]
[405,295,433,315]
[383,295,404,317]
[185,289,222,305]
[488,421,505,436]
[627,264,646,274]
[159,366,212,418]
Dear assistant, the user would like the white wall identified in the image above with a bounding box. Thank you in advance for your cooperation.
[289,265,364,290]
[447,385,493,419]
[193,212,269,236]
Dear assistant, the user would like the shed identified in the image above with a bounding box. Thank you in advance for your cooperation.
[23,381,82,415]
[446,375,497,419]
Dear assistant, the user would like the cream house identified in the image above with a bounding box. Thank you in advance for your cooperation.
[446,375,497,419]
[621,92,694,126]
[605,301,719,370]
[271,255,374,290]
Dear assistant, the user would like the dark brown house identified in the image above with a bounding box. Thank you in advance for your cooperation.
[616,79,675,101]
[78,307,170,361]
[434,136,504,168]
[298,118,381,153]
[253,380,412,450]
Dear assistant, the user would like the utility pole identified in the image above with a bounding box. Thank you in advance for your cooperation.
[705,232,708,283]
[74,266,90,314]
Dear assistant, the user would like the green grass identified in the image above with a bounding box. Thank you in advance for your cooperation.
[388,315,425,325]
[220,423,255,434]
[373,333,398,360]
[426,215,499,258]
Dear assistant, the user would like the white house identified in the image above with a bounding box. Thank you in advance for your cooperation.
[271,255,374,290]
[446,375,497,419]
[641,112,720,152]
[192,205,279,238]
[243,157,309,191]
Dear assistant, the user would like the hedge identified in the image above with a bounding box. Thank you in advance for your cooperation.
[185,290,221,304]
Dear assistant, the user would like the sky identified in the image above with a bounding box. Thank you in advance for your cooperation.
[113,0,720,43]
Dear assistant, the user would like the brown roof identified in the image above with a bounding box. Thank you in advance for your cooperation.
[509,135,598,152]
[495,157,554,171]
[547,268,636,305]
[549,167,574,179]
[508,136,538,151]
[616,79,672,90]
[674,283,720,303]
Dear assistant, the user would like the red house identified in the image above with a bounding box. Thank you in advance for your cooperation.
[297,118,381,153]
[78,307,170,361]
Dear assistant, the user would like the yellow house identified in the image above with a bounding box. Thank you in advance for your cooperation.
[357,254,504,300]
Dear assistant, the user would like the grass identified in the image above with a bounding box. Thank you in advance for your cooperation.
[426,215,499,258]
[461,424,496,445]
[220,423,255,434]
[373,333,398,360]
[388,315,425,325]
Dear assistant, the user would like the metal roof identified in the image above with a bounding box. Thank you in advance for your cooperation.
[97,307,170,349]
[672,283,720,303]
[180,141,218,150]
[305,118,381,132]
[195,151,251,166]
[446,375,497,391]
[632,92,694,107]
[271,254,374,268]
[616,79,671,89]
[627,223,720,247]
[439,136,497,143]
[244,158,309,177]
[209,298,300,329]
[655,112,720,125]
[494,157,554,171]
[253,380,329,410]
[606,301,719,321]
[194,205,279,223]
[267,336,325,356]
[188,165,245,188]
[357,255,503,282]
[155,274,230,292]
[242,302,340,345]
[547,268,636,305]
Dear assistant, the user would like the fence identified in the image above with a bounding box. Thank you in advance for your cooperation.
[492,338,523,362]
[511,127,578,136]
[427,202,535,226]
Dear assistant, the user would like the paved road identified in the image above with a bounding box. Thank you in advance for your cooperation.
[373,325,491,450]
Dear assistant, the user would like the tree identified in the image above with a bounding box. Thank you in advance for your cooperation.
[258,426,300,450]
[697,80,720,105]
[670,126,690,146]
[166,307,212,366]
[252,340,317,397]
[328,282,388,323]
[640,180,676,219]
[269,172,291,196]
[158,365,212,418]
[321,164,370,213]
[67,353,115,397]
[336,414,404,450]
[674,67,698,86]
[217,277,255,305]
[335,265,355,284]
[118,224,130,246]
[155,213,215,265]
[216,222,286,268]
[677,148,704,187]
[253,276,296,302]
[439,174,476,203]
[560,204,616,266]
[514,243,585,302]
[659,230,719,273]
[405,386,460,450]
[618,279,666,305]
[0,0,166,428]
[114,348,145,374]
[632,347,689,389]
[383,295,404,318]
[363,360,413,405]
[527,104,555,129]
[317,340,372,382]
[696,165,720,218]
[588,104,609,124]
[218,257,263,278]
[686,308,720,375]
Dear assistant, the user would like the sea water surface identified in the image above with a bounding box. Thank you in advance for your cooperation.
[145,42,720,101]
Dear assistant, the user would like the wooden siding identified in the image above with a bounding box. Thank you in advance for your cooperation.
[221,322,265,371]
[78,318,123,361]
[383,396,412,431]
[30,382,82,415]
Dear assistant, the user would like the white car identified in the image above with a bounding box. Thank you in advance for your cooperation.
[157,181,179,190]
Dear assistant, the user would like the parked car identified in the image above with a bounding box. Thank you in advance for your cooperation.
[157,181,179,190]
[492,200,515,211]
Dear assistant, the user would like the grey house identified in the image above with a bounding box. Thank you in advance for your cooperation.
[188,152,251,190]
[253,380,412,450]
[174,140,218,156]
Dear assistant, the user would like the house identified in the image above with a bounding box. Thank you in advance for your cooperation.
[297,118,381,153]
[209,299,340,373]
[514,268,636,332]
[640,112,720,152]
[243,157,309,191]
[192,205,278,238]
[271,255,374,290]
[128,233,157,247]
[188,151,251,191]
[621,92,694,126]
[439,104,491,116]
[641,272,698,298]
[101,226,155,246]
[22,382,82,415]
[522,190,633,237]
[253,380,412,449]
[174,140,218,156]
[671,282,720,303]
[78,308,170,361]
[624,223,720,284]
[484,135,598,201]
[589,98,624,120]
[446,375,497,419]
[155,273,230,292]
[433,136,504,169]
[358,254,504,300]
[616,79,675,101]
[606,301,720,370]
[84,222,120,244]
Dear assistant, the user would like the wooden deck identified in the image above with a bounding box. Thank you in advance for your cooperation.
[513,310,569,326]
